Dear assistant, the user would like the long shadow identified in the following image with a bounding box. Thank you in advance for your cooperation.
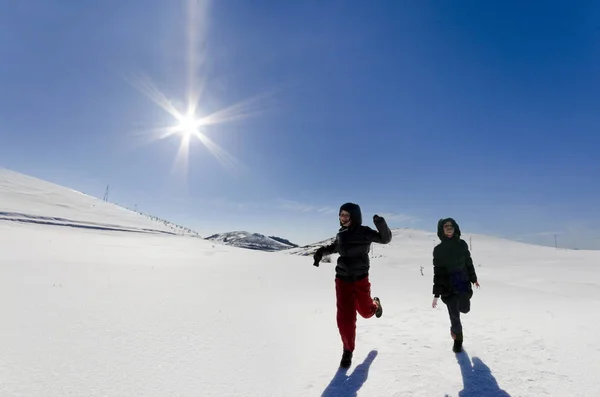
[455,350,511,397]
[322,350,378,397]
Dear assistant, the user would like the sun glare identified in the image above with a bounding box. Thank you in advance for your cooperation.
[123,0,271,180]
[176,113,201,139]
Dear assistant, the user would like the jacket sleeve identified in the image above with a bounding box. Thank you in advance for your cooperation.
[462,239,477,283]
[432,246,445,297]
[321,240,338,255]
[313,239,338,265]
[367,217,392,244]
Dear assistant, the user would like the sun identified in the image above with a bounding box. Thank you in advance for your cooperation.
[175,113,202,139]
[122,0,272,179]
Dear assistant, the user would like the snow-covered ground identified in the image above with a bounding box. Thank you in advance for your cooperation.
[1,170,599,396]
[0,168,195,236]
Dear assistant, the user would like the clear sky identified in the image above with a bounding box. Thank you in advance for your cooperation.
[1,0,599,249]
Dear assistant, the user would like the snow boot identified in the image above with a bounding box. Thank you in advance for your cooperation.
[340,349,352,368]
[452,332,463,353]
[374,297,383,318]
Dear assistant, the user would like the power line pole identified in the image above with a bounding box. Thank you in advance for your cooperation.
[103,185,109,202]
[554,234,558,249]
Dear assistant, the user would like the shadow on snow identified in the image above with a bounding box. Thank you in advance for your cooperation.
[444,350,511,397]
[322,350,378,397]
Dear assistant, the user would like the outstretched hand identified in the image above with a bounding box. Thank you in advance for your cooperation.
[373,214,382,222]
[313,247,324,267]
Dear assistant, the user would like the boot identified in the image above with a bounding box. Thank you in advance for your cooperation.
[374,297,383,318]
[452,332,463,353]
[340,349,352,368]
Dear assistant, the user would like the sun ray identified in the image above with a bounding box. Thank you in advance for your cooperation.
[123,0,272,180]
[129,124,182,147]
[171,132,192,182]
[194,131,247,174]
[121,70,183,121]
[200,90,276,125]
[186,0,210,110]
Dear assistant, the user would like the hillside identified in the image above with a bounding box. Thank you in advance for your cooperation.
[285,236,336,256]
[285,228,440,260]
[268,236,298,248]
[0,168,199,236]
[1,169,599,396]
[206,231,297,251]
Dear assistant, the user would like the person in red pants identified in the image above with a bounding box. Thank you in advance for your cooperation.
[313,202,392,368]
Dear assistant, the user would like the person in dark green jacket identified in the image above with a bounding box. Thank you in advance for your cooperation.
[431,217,480,352]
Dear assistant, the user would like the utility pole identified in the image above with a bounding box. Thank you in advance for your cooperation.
[554,234,558,249]
[103,185,109,202]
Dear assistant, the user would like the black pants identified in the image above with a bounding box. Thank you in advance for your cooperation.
[441,290,472,335]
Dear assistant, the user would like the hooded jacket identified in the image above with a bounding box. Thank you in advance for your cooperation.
[432,218,478,297]
[315,203,392,281]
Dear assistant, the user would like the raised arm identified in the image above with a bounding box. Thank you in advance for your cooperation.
[367,215,392,244]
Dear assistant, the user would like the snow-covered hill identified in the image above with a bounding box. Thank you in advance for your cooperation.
[285,228,439,262]
[0,168,199,236]
[286,226,567,262]
[206,230,297,251]
[268,235,298,248]
[285,236,336,256]
[2,169,600,396]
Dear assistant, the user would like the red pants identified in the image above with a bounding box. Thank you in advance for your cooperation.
[335,276,378,352]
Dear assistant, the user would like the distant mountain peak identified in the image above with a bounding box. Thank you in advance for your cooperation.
[205,231,298,252]
[267,236,298,248]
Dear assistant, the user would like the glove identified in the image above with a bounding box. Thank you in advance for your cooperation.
[373,214,383,222]
[432,297,439,308]
[313,247,324,267]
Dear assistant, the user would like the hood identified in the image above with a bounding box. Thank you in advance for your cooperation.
[437,217,461,240]
[339,202,362,227]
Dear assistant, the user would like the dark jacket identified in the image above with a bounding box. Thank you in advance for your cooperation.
[314,203,392,281]
[432,218,477,297]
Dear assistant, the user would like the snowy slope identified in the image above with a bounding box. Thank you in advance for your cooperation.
[206,230,297,251]
[1,173,600,396]
[286,236,336,256]
[0,168,196,236]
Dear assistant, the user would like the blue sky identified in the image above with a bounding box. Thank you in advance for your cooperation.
[1,0,599,249]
